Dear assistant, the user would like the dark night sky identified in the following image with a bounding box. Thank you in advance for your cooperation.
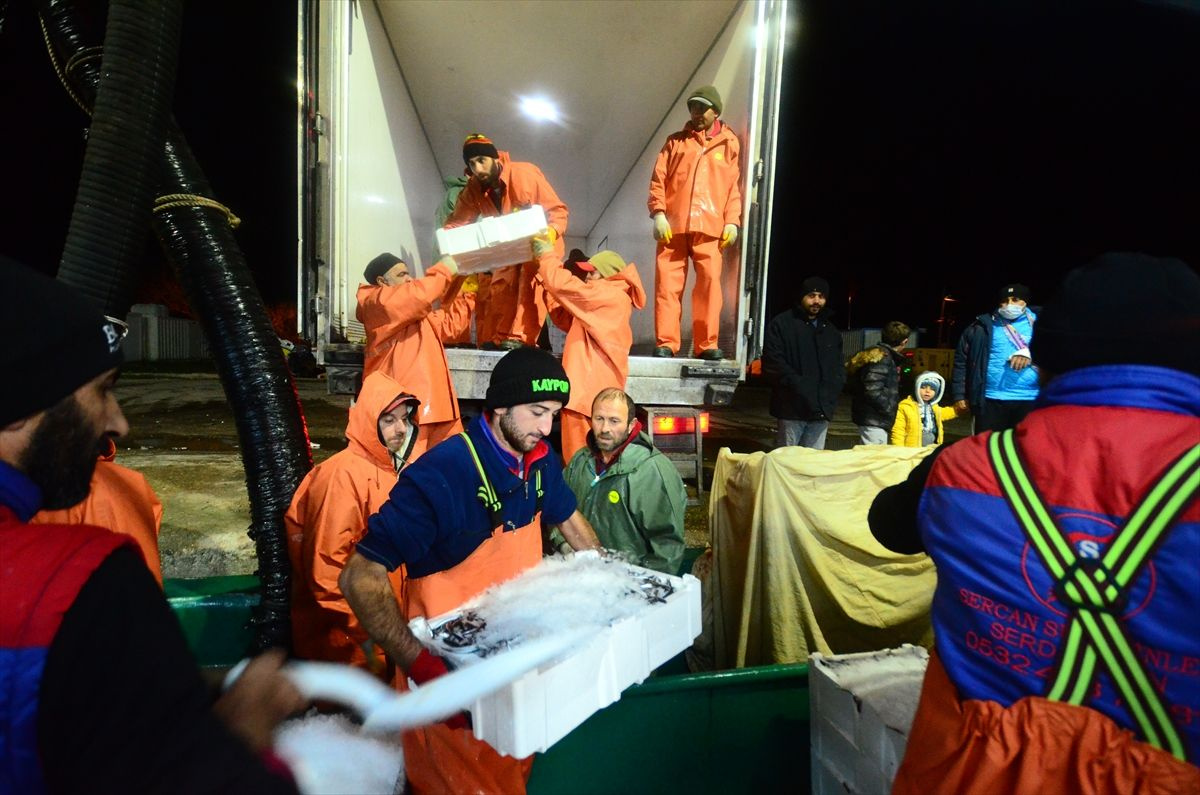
[3,1,1198,341]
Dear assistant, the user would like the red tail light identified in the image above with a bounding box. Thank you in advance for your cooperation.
[652,412,710,435]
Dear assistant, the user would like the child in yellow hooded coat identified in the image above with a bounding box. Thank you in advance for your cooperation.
[891,371,963,446]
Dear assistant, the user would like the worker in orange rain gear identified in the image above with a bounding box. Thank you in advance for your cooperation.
[444,134,569,349]
[648,85,743,361]
[340,347,603,795]
[532,238,647,463]
[32,436,164,586]
[357,252,468,455]
[286,371,421,680]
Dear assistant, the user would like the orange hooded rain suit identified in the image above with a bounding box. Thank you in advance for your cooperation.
[444,151,569,346]
[357,260,467,454]
[537,254,647,462]
[33,439,163,586]
[286,371,419,677]
[648,120,742,355]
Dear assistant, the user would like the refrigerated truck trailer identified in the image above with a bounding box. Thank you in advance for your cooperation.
[296,0,786,406]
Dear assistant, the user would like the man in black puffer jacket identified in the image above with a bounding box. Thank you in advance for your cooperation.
[846,320,911,444]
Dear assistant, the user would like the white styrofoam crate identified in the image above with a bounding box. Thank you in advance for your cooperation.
[809,645,929,795]
[435,205,548,274]
[410,565,701,758]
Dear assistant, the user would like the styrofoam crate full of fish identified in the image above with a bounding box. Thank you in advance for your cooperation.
[434,205,548,275]
[408,552,701,758]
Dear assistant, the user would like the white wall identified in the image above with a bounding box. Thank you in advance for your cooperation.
[585,1,758,355]
[334,1,445,340]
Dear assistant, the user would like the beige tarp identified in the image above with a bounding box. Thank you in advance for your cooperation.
[709,444,937,669]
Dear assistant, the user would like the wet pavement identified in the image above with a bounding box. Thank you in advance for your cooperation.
[113,370,971,578]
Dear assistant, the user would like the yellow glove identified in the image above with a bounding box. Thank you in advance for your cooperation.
[461,274,480,294]
[719,224,738,250]
[531,230,555,258]
[546,226,557,243]
[653,212,672,244]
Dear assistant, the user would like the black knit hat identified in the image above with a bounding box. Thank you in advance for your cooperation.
[485,347,570,409]
[3,256,125,426]
[801,276,830,297]
[1031,252,1200,377]
[687,85,723,116]
[998,283,1032,304]
[463,133,499,164]
[364,252,402,284]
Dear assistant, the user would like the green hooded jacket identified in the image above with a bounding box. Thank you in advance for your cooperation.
[559,431,687,575]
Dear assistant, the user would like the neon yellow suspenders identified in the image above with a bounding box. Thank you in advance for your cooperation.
[459,433,543,530]
[988,430,1200,762]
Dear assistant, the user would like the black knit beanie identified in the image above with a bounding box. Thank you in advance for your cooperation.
[800,276,830,297]
[364,252,401,284]
[485,347,570,409]
[998,283,1032,304]
[463,133,499,164]
[3,256,125,425]
[1031,252,1200,377]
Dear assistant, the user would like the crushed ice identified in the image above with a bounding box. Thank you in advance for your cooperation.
[274,712,404,795]
[429,553,677,658]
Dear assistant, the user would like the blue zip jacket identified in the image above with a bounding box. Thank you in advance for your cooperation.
[358,414,576,578]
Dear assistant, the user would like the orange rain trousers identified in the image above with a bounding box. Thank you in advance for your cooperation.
[286,371,417,674]
[357,261,466,450]
[654,233,723,354]
[444,151,568,346]
[33,444,163,586]
[402,506,545,795]
[893,651,1200,795]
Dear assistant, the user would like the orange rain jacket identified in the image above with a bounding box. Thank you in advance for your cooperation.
[538,254,647,418]
[647,120,743,239]
[445,152,569,344]
[444,151,568,243]
[33,441,163,586]
[357,261,466,437]
[286,371,417,674]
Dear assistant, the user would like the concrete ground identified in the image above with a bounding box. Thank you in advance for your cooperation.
[111,369,971,578]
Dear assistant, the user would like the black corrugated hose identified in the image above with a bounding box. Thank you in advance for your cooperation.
[52,0,179,318]
[38,0,311,651]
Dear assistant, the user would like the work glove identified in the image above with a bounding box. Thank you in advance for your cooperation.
[437,255,459,276]
[531,230,555,258]
[652,212,673,244]
[461,274,480,294]
[719,224,738,250]
[408,649,472,731]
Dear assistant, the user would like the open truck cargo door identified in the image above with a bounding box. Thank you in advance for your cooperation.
[298,0,787,405]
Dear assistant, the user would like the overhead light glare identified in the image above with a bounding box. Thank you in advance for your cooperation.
[520,95,560,123]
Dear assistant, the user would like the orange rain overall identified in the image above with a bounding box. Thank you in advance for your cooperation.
[538,254,646,463]
[33,440,163,585]
[648,121,742,355]
[357,261,466,452]
[402,434,544,795]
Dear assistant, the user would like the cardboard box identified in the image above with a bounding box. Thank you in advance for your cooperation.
[809,645,929,795]
[435,205,549,274]
[410,565,701,758]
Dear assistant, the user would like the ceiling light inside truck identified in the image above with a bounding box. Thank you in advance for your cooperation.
[519,96,560,123]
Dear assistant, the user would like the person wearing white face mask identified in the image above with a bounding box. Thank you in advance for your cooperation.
[950,283,1041,432]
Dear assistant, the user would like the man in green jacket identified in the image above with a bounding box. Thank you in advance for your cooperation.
[557,388,687,575]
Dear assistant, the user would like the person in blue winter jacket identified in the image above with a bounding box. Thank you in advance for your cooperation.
[951,283,1040,432]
